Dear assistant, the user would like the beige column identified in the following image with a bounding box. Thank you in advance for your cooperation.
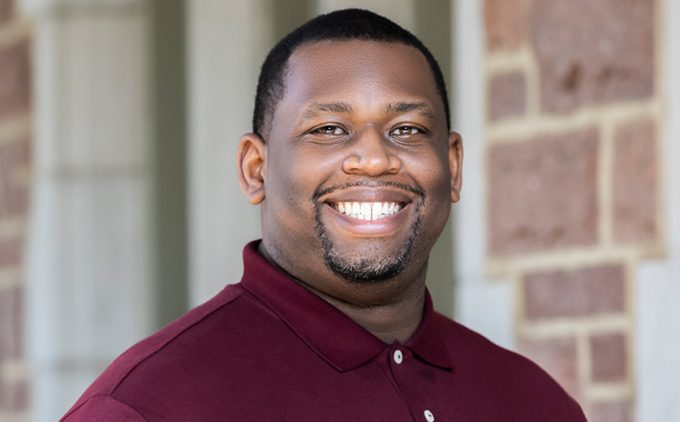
[187,0,270,303]
[22,0,154,420]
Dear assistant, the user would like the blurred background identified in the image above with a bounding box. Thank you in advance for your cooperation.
[0,0,677,420]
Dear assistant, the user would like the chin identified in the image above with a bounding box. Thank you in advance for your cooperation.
[324,246,408,283]
[317,218,422,284]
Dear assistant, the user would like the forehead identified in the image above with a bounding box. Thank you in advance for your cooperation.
[281,40,442,114]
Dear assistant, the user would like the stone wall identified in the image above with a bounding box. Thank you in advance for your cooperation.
[0,0,30,419]
[484,0,661,420]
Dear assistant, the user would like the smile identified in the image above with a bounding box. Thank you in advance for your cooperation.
[332,201,405,221]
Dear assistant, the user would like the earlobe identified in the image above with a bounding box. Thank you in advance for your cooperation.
[237,133,267,205]
[448,132,463,203]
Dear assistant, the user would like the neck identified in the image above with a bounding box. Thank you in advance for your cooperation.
[293,267,429,344]
[258,241,428,344]
[315,281,426,344]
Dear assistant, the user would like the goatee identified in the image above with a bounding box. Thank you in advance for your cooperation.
[312,181,425,283]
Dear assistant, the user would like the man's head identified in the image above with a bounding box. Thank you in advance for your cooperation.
[238,9,462,306]
[252,8,451,138]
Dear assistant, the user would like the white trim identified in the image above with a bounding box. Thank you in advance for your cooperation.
[452,0,513,349]
[636,1,680,420]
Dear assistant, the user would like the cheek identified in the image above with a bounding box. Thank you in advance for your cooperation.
[406,150,451,194]
[406,151,452,226]
[265,157,304,218]
[264,146,334,219]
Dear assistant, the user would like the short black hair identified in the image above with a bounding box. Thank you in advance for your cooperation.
[252,8,450,137]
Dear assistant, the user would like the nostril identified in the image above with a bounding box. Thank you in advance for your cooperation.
[341,153,361,174]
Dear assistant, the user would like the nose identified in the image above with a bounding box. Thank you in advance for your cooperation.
[342,127,402,176]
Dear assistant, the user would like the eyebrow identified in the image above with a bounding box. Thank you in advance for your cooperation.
[302,102,354,119]
[300,101,435,120]
[386,102,436,119]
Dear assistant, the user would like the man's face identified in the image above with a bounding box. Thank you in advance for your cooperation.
[242,40,462,303]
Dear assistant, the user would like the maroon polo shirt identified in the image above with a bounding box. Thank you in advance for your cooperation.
[62,241,586,421]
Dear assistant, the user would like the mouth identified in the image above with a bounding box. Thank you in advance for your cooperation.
[328,201,406,221]
[320,198,413,238]
[314,182,422,237]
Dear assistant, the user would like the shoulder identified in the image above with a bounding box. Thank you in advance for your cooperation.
[433,312,586,420]
[61,284,247,420]
[61,394,147,421]
[433,311,546,376]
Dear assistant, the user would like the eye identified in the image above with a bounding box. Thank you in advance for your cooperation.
[311,125,348,136]
[390,125,424,137]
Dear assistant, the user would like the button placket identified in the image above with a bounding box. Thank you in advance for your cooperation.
[386,347,439,421]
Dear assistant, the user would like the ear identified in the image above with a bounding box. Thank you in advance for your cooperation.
[237,133,267,205]
[448,132,463,203]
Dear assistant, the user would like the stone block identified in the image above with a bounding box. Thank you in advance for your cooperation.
[0,286,21,361]
[531,0,655,112]
[0,138,31,219]
[0,38,31,120]
[0,378,28,411]
[613,118,658,243]
[590,333,627,382]
[589,400,631,422]
[0,237,21,267]
[523,264,626,320]
[489,128,598,255]
[0,0,13,24]
[519,336,580,400]
[484,0,529,51]
[488,71,527,122]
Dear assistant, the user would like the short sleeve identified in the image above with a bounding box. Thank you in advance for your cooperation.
[61,394,147,422]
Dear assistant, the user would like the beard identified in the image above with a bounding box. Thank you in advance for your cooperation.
[312,181,425,284]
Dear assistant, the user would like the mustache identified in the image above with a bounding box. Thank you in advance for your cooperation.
[311,180,425,202]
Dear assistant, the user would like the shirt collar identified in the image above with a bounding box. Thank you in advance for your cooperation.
[239,240,454,372]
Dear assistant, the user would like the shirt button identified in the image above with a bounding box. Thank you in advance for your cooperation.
[424,409,435,421]
[393,349,403,364]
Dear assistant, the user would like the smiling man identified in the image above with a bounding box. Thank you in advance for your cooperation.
[62,9,586,421]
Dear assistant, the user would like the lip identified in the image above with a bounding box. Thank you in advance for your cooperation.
[321,202,412,237]
[318,186,416,237]
[319,185,415,204]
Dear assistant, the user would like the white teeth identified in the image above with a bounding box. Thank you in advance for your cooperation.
[352,202,361,218]
[372,202,382,218]
[360,203,371,220]
[334,201,403,220]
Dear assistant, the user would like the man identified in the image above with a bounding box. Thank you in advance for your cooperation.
[62,9,586,421]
